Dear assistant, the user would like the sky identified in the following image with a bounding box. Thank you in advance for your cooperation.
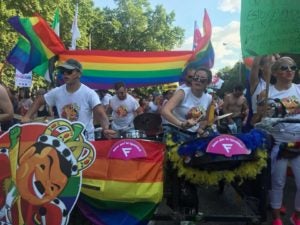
[93,0,241,73]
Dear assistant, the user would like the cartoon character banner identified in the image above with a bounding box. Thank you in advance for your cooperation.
[0,119,96,225]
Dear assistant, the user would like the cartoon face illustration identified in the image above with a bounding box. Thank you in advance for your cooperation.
[16,143,70,205]
[116,105,128,117]
[186,107,204,120]
[61,104,79,121]
[0,119,96,225]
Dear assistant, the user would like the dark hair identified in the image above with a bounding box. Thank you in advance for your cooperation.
[114,82,126,91]
[19,87,31,99]
[233,84,244,91]
[195,67,212,83]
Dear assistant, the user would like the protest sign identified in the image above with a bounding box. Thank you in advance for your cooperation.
[240,0,300,57]
[15,69,32,87]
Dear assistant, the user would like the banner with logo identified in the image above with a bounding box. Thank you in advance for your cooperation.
[80,139,165,225]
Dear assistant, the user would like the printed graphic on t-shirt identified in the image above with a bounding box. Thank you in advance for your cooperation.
[61,103,79,121]
[116,105,128,117]
[281,96,300,115]
[186,106,206,120]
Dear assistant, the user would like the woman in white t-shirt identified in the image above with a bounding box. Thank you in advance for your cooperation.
[161,67,212,142]
[259,57,300,225]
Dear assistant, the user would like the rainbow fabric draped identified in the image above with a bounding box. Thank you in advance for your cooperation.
[6,15,65,73]
[80,139,165,225]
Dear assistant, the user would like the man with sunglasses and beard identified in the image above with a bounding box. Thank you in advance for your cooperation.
[21,58,116,140]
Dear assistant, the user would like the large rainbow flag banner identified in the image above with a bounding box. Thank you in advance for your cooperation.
[7,9,213,89]
[58,50,193,89]
[80,139,165,225]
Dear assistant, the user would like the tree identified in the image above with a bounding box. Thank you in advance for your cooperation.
[0,0,185,90]
[91,0,184,51]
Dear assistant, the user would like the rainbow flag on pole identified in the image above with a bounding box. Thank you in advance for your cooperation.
[80,139,165,225]
[6,15,65,73]
[7,9,214,89]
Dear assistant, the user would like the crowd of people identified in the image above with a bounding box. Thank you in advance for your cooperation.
[0,56,300,225]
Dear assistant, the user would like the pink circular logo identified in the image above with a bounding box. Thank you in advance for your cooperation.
[206,135,250,157]
[109,139,147,160]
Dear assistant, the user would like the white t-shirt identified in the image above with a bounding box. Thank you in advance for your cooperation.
[268,83,300,144]
[172,87,212,132]
[44,84,101,140]
[148,101,158,113]
[102,93,112,106]
[110,94,140,131]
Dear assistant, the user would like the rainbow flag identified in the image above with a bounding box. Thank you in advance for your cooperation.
[7,10,213,89]
[6,15,65,73]
[58,50,193,89]
[80,139,165,225]
[187,9,214,69]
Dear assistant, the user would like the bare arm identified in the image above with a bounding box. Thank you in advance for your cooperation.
[249,56,262,95]
[161,90,185,127]
[93,104,116,138]
[222,94,230,114]
[0,85,13,123]
[21,95,45,123]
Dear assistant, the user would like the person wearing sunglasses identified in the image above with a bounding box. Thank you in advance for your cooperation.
[161,67,213,143]
[177,65,197,89]
[21,58,116,140]
[249,54,279,125]
[259,56,300,225]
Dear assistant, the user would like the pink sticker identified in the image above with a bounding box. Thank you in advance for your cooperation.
[206,135,251,157]
[109,139,147,160]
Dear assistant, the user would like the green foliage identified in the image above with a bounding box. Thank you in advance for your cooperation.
[0,0,182,92]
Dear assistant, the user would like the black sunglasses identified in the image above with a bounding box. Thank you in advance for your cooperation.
[192,76,208,83]
[60,68,75,75]
[280,65,297,72]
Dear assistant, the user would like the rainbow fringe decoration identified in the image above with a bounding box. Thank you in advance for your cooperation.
[80,139,165,225]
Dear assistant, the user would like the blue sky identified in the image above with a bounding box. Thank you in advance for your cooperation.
[93,0,241,72]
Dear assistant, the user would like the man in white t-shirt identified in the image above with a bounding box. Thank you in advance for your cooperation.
[109,82,142,133]
[21,58,115,140]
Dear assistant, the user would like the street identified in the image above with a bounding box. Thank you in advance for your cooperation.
[150,175,296,225]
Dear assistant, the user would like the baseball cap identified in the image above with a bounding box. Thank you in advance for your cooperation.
[58,59,82,72]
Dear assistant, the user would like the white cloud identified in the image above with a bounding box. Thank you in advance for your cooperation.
[217,0,241,13]
[212,20,241,72]
[175,20,241,73]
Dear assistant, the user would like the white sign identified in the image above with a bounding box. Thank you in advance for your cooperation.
[15,69,32,87]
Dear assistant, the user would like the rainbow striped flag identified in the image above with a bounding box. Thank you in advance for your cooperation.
[58,50,193,89]
[80,139,165,225]
[187,9,214,69]
[6,15,65,73]
[7,10,214,89]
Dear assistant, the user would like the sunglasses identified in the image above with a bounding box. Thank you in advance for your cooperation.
[280,65,297,72]
[192,77,208,83]
[60,69,75,75]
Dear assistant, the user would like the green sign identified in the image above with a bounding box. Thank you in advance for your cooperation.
[240,0,300,57]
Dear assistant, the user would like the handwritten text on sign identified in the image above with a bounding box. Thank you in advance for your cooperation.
[240,0,300,57]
